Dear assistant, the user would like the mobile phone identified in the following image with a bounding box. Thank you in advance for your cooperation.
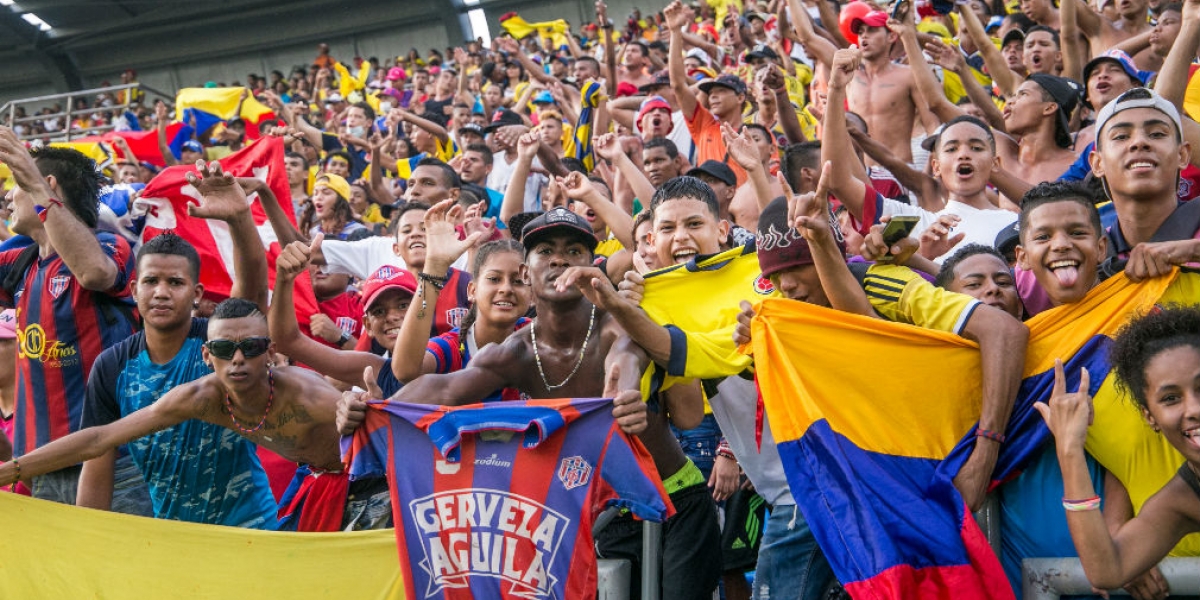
[877,216,920,263]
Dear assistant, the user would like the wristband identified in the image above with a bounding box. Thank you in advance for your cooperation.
[975,427,1006,444]
[9,457,20,492]
[35,198,64,223]
[337,331,352,346]
[1062,496,1101,511]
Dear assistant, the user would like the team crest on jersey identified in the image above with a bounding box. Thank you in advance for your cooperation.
[409,490,568,598]
[372,266,402,280]
[753,275,775,295]
[445,307,469,330]
[1181,178,1194,199]
[557,456,592,490]
[335,317,357,335]
[47,275,71,299]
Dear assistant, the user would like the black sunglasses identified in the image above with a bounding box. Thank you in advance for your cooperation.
[204,337,271,360]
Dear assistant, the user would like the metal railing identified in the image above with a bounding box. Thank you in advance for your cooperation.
[1,82,174,143]
[1023,557,1200,599]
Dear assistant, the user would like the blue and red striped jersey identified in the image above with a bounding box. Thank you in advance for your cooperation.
[344,397,673,600]
[0,232,138,456]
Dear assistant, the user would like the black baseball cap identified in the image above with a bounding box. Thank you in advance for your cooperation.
[520,207,599,252]
[638,70,671,94]
[687,160,737,187]
[698,74,748,96]
[484,108,524,133]
[745,44,780,62]
[1026,73,1082,148]
[1001,28,1025,48]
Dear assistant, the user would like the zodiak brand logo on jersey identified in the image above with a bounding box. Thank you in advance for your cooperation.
[409,489,570,598]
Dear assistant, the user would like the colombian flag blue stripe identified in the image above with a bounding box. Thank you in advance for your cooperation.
[749,272,1177,599]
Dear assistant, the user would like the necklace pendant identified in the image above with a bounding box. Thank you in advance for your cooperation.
[262,435,273,442]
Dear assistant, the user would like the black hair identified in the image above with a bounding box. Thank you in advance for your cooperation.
[456,186,482,208]
[1111,306,1200,408]
[933,114,998,155]
[649,176,720,218]
[284,151,309,169]
[781,141,821,192]
[1025,25,1061,48]
[211,297,265,321]
[464,143,494,164]
[350,101,376,122]
[413,157,461,189]
[457,240,526,337]
[30,146,104,228]
[845,111,869,136]
[1018,180,1103,241]
[560,157,588,175]
[577,56,601,72]
[644,137,679,160]
[743,123,775,147]
[648,40,669,52]
[391,201,432,236]
[1003,12,1036,30]
[935,243,1009,289]
[1160,2,1183,13]
[137,232,201,282]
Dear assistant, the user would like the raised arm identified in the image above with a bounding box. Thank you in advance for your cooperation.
[791,162,877,317]
[821,48,870,222]
[665,1,700,119]
[813,0,850,48]
[395,107,450,144]
[242,170,305,247]
[0,127,118,291]
[559,170,636,250]
[724,123,779,212]
[892,12,962,124]
[269,239,387,385]
[262,90,324,149]
[367,134,394,206]
[185,163,270,312]
[155,102,180,167]
[391,200,480,383]
[957,4,1022,98]
[1037,363,1195,589]
[1068,0,1104,39]
[787,0,838,68]
[499,131,540,223]
[848,126,944,212]
[762,65,807,144]
[594,132,656,214]
[925,38,1007,132]
[1060,0,1084,81]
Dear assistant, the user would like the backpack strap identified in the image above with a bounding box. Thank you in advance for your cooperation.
[1,244,41,300]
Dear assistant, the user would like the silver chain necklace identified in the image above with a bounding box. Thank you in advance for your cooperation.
[531,304,596,391]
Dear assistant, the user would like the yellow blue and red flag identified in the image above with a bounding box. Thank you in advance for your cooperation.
[173,87,275,140]
[747,271,1176,599]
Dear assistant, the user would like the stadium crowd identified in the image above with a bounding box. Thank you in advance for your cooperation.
[2,0,1200,597]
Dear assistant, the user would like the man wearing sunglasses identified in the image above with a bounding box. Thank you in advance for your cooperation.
[74,162,279,528]
[0,296,355,529]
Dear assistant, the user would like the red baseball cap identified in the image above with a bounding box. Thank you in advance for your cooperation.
[360,266,417,315]
[851,11,889,34]
[636,96,673,132]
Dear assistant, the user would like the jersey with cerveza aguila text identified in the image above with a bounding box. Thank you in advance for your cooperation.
[343,397,674,599]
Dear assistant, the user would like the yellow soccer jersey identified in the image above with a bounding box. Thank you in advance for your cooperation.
[863,263,980,335]
[640,244,779,395]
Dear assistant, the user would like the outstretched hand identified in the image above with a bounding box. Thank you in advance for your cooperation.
[721,122,761,171]
[424,199,483,273]
[1035,360,1094,449]
[185,160,251,221]
[555,266,628,313]
[335,366,379,436]
[0,127,49,199]
[786,161,836,245]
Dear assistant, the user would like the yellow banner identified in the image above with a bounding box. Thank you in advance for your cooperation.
[0,492,405,599]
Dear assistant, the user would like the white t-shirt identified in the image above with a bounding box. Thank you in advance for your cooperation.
[487,154,548,213]
[321,235,468,280]
[669,111,696,164]
[882,199,1017,264]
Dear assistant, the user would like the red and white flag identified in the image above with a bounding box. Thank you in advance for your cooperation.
[137,137,320,336]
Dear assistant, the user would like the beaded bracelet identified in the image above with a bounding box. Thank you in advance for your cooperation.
[418,272,449,291]
[9,457,20,492]
[1062,495,1101,511]
[975,428,1007,444]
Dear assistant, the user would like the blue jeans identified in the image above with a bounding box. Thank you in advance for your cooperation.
[753,504,835,600]
[672,413,722,481]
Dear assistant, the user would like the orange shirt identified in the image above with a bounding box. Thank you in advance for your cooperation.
[684,103,748,186]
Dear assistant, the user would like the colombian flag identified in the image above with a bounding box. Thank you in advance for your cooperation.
[498,13,572,48]
[747,272,1176,599]
[173,87,275,140]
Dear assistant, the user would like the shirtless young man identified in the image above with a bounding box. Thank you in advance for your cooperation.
[339,206,723,600]
[896,12,1080,189]
[1073,0,1159,71]
[0,298,347,490]
[844,10,923,166]
[619,41,656,90]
